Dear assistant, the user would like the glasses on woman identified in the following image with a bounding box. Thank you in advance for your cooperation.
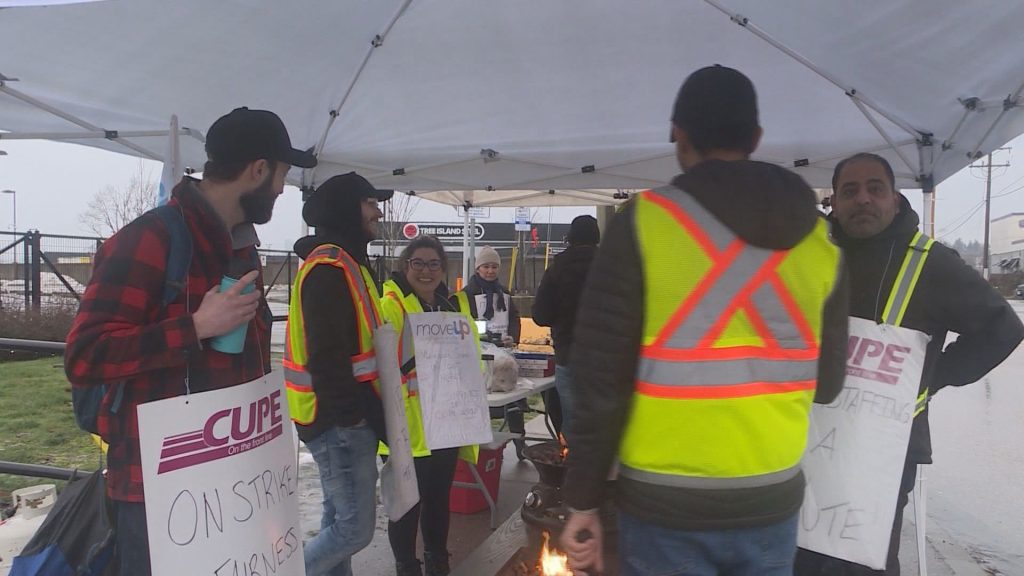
[409,258,443,272]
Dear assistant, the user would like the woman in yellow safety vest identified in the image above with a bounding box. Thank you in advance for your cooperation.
[380,235,480,576]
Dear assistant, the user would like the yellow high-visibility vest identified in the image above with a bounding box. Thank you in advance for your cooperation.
[380,279,480,462]
[619,185,841,489]
[283,244,382,425]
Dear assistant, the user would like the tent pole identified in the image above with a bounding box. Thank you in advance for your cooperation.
[918,136,936,237]
[304,0,413,190]
[0,82,160,160]
[850,97,919,174]
[966,79,1024,161]
[462,206,470,284]
[469,215,477,275]
[704,0,920,139]
[0,129,190,140]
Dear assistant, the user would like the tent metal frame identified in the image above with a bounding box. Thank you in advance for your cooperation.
[3,1,1023,237]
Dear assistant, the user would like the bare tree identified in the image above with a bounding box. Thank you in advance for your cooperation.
[79,161,157,237]
[379,191,421,258]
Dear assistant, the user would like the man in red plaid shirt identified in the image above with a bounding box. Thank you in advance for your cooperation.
[64,107,316,575]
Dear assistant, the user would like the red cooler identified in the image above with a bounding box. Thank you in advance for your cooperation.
[449,446,504,514]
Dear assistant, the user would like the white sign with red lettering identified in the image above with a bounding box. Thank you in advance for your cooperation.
[138,373,305,576]
[798,317,929,569]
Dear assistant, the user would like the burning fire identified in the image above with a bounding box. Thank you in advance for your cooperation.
[538,531,572,576]
[558,433,569,460]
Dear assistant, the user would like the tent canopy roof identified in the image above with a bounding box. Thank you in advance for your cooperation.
[1,0,1023,196]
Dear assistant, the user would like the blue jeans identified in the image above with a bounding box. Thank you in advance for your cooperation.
[304,423,379,576]
[619,510,799,576]
[114,500,151,576]
[554,364,573,438]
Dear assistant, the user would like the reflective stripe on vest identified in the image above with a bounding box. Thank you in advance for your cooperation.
[880,231,934,417]
[636,189,820,401]
[283,244,382,425]
[387,290,420,395]
[620,185,840,490]
[882,232,934,327]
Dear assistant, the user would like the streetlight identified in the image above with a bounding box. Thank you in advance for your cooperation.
[2,189,15,233]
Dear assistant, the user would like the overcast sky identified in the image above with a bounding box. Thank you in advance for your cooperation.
[2,135,1023,250]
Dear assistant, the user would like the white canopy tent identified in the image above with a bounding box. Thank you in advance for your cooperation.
[1,0,1024,235]
[413,189,627,208]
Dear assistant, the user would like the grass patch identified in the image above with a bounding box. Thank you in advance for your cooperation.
[0,358,101,501]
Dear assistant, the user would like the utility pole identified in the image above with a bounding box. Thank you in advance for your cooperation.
[971,149,1010,279]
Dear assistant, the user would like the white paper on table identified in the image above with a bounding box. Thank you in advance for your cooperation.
[374,324,420,520]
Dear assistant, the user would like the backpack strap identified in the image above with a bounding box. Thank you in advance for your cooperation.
[151,204,193,307]
[89,206,192,425]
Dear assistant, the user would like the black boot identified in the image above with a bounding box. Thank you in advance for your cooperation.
[424,551,451,576]
[396,560,423,576]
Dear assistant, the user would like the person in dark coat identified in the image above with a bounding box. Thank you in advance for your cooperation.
[532,214,601,435]
[794,153,1024,575]
[457,245,521,344]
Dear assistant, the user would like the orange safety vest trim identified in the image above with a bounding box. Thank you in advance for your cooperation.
[283,244,382,425]
[636,190,819,400]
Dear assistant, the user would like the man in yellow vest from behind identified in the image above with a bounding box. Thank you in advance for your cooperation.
[560,66,850,576]
[283,172,392,576]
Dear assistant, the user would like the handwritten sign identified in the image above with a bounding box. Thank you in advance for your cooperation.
[798,317,929,569]
[374,324,420,520]
[408,312,493,450]
[138,373,305,576]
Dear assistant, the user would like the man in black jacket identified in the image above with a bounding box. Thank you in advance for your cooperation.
[560,66,849,576]
[288,172,392,576]
[795,153,1024,575]
[532,214,600,435]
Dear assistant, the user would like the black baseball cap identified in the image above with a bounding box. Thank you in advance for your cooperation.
[303,172,394,228]
[206,107,317,168]
[670,65,758,148]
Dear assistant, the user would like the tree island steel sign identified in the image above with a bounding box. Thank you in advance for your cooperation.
[402,222,485,241]
[391,222,572,245]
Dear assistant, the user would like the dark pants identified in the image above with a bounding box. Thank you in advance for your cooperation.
[542,386,563,434]
[795,462,919,576]
[388,448,460,565]
[114,500,151,576]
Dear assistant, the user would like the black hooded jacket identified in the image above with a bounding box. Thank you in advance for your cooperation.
[532,244,598,365]
[562,160,850,530]
[290,213,386,443]
[829,194,1023,464]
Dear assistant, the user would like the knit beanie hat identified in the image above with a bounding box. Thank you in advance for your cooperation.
[567,215,601,246]
[476,246,501,269]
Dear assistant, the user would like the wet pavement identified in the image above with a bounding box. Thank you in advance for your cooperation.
[925,299,1024,575]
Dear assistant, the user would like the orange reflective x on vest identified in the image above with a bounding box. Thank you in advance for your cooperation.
[619,185,840,489]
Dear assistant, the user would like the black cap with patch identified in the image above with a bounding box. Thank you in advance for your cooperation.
[206,107,317,168]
